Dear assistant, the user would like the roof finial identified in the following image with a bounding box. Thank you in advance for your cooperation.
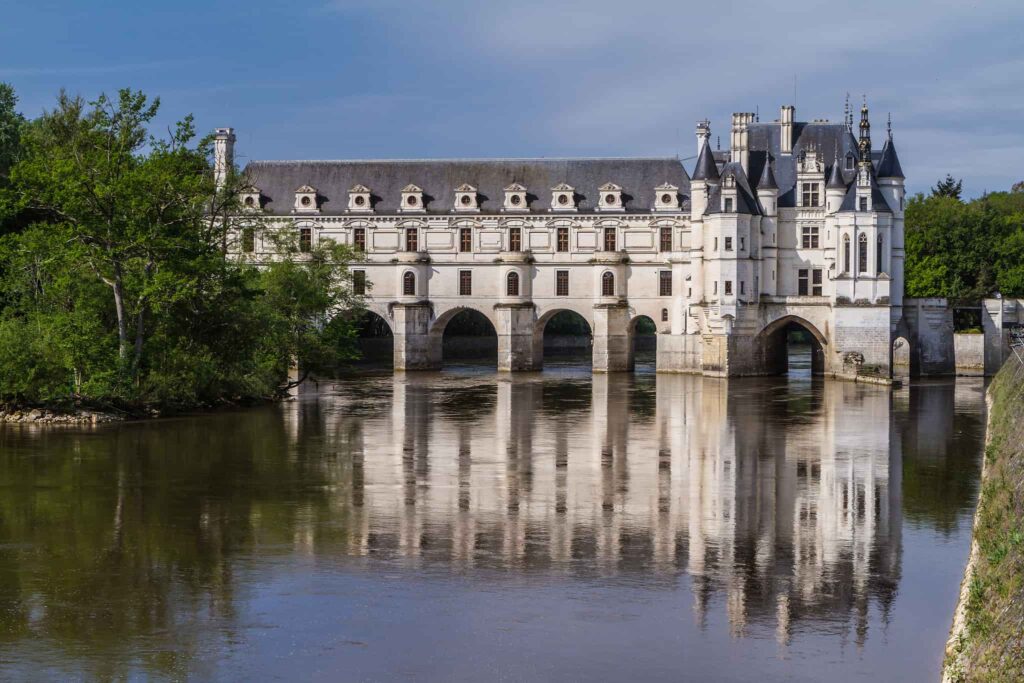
[755,105,759,123]
[858,96,871,161]
[887,112,892,138]
[716,135,720,151]
[844,93,850,132]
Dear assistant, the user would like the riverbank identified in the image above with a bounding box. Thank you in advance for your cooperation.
[0,406,124,424]
[944,360,1024,682]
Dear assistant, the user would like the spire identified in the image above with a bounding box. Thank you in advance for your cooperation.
[827,152,846,188]
[876,119,905,179]
[844,93,851,132]
[758,157,778,190]
[692,138,720,182]
[858,96,872,161]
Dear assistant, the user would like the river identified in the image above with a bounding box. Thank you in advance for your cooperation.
[0,352,986,681]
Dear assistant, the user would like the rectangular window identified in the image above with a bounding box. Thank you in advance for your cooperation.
[460,227,472,253]
[724,198,734,212]
[659,227,672,252]
[242,227,255,253]
[714,237,718,251]
[740,281,745,295]
[405,228,418,252]
[353,270,366,295]
[603,227,616,252]
[877,237,884,274]
[659,271,672,296]
[812,268,823,296]
[798,269,809,296]
[859,196,868,212]
[801,183,820,207]
[713,281,718,295]
[739,236,745,251]
[556,270,569,296]
[687,287,692,298]
[353,227,366,252]
[459,270,472,296]
[725,237,733,251]
[299,228,312,253]
[556,227,569,252]
[801,226,820,249]
[724,280,733,295]
[509,227,522,252]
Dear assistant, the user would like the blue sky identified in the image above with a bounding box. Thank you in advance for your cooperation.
[2,0,1022,198]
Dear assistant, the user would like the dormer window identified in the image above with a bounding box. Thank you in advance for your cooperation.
[503,183,528,212]
[800,182,820,207]
[348,184,372,213]
[598,183,623,212]
[550,183,576,212]
[454,183,479,212]
[294,185,318,213]
[400,184,425,213]
[845,153,855,170]
[655,183,679,211]
[724,197,734,212]
[240,185,261,211]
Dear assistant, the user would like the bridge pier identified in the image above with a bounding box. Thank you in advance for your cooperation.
[592,303,632,372]
[393,303,439,370]
[495,304,539,371]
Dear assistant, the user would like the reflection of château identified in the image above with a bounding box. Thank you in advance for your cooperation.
[286,374,903,643]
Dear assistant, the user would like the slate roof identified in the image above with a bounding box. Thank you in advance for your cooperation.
[837,168,893,213]
[692,139,720,181]
[705,163,762,216]
[876,136,905,179]
[242,158,691,215]
[743,121,861,207]
[757,159,778,190]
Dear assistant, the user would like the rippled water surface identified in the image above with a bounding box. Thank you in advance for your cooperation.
[0,356,987,681]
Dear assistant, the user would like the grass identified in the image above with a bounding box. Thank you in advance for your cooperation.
[945,362,1024,681]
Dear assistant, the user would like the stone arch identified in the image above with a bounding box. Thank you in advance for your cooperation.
[354,309,394,366]
[430,306,498,367]
[756,314,828,376]
[628,314,658,371]
[430,305,498,338]
[534,307,594,368]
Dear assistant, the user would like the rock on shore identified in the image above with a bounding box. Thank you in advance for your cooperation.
[0,407,122,425]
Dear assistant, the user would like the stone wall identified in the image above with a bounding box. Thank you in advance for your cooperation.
[953,333,985,376]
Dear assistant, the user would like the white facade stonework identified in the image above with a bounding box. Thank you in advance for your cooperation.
[219,100,908,379]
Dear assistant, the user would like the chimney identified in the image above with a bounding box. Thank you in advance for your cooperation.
[696,119,710,157]
[730,113,754,175]
[780,106,794,155]
[214,127,236,190]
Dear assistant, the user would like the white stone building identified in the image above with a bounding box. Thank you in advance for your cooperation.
[220,99,907,378]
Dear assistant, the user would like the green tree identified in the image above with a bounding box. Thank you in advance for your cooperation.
[932,174,963,199]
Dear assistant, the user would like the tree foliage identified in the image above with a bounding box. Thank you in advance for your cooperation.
[0,85,364,411]
[932,174,963,199]
[905,181,1024,302]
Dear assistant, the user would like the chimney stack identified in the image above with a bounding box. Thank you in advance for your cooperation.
[780,106,794,155]
[214,127,236,191]
[696,119,711,157]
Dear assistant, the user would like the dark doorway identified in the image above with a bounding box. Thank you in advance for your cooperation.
[630,316,657,373]
[539,310,593,368]
[441,309,497,368]
[762,319,825,377]
[351,311,394,369]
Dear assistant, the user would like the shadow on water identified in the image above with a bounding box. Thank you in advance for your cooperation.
[0,359,988,682]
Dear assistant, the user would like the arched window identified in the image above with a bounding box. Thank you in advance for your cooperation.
[877,235,884,274]
[858,233,868,274]
[506,271,520,296]
[661,308,669,322]
[843,235,851,273]
[601,271,615,296]
[402,271,416,296]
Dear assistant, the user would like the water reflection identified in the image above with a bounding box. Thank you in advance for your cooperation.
[0,370,986,681]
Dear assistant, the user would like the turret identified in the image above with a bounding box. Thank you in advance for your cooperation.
[756,158,778,217]
[214,127,235,191]
[826,153,846,214]
[876,115,905,212]
[690,137,719,219]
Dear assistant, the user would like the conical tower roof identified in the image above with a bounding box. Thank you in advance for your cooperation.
[827,154,846,189]
[757,159,778,190]
[692,138,720,182]
[876,135,905,179]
